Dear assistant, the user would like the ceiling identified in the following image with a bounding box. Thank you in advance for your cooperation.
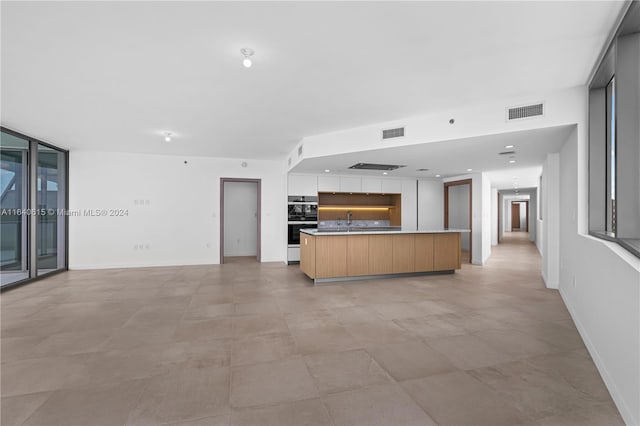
[291,125,574,189]
[1,1,624,159]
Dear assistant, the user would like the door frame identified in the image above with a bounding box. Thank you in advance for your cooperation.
[510,200,529,232]
[220,178,261,264]
[511,202,521,231]
[444,179,472,263]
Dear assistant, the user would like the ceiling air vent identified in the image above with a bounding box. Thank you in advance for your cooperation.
[349,163,405,171]
[498,150,516,156]
[507,103,544,121]
[382,127,405,140]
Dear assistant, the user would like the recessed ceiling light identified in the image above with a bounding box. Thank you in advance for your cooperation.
[164,132,172,142]
[435,174,441,178]
[466,168,473,172]
[505,145,514,149]
[382,172,388,175]
[509,160,516,164]
[241,48,254,68]
[324,169,330,173]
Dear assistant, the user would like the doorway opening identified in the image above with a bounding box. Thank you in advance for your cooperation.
[444,179,472,264]
[220,178,261,264]
[510,200,529,232]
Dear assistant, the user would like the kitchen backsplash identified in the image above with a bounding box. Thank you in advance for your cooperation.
[318,220,391,228]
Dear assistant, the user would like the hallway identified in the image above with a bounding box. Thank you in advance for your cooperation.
[1,236,623,425]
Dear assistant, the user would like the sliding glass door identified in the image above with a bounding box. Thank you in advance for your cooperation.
[0,133,29,286]
[0,128,68,288]
[37,144,66,275]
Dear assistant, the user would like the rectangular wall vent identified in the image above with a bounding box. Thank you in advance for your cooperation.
[297,145,303,157]
[507,103,544,121]
[382,127,405,139]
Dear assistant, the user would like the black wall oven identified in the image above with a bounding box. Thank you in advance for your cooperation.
[287,196,318,222]
[287,196,318,263]
[288,223,310,245]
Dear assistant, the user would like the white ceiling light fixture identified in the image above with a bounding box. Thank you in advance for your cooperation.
[505,145,514,149]
[164,132,172,142]
[435,174,441,178]
[241,48,254,68]
[509,160,516,163]
[382,172,388,175]
[466,168,473,172]
[324,169,330,173]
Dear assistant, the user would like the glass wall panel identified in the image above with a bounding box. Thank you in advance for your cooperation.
[36,144,66,276]
[0,132,29,286]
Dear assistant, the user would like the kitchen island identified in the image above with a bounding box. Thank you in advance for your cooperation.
[300,229,468,283]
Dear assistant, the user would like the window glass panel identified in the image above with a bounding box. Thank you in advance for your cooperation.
[605,77,616,234]
[36,144,66,276]
[0,132,29,286]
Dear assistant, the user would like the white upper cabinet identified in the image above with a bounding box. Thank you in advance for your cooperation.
[317,175,341,192]
[381,180,402,194]
[339,177,362,193]
[288,174,318,196]
[361,178,382,193]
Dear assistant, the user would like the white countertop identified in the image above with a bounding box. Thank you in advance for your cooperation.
[301,228,470,236]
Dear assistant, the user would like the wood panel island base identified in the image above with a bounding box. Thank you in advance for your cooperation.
[299,229,467,284]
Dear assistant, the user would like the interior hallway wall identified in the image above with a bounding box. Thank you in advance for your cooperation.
[223,181,257,257]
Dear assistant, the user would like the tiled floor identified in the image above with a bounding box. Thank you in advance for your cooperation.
[1,232,624,425]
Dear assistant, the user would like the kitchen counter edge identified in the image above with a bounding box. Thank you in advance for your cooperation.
[300,229,470,236]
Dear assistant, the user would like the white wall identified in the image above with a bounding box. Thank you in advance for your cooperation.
[223,181,257,257]
[555,127,640,426]
[528,189,537,244]
[69,151,286,269]
[481,174,492,263]
[401,179,418,231]
[491,188,498,246]
[448,184,470,250]
[417,179,444,230]
[542,153,560,289]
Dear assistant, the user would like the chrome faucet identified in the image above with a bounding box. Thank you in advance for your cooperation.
[347,210,353,227]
